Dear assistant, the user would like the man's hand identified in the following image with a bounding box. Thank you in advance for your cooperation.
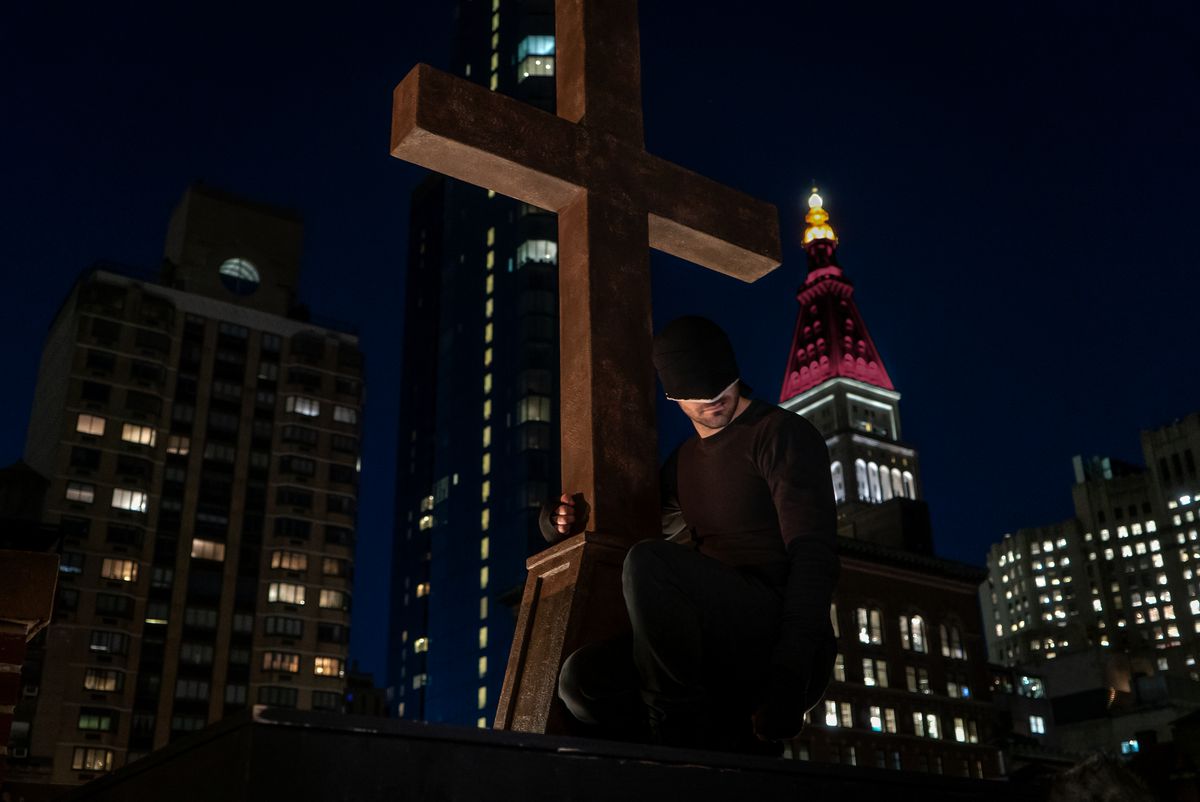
[553,492,589,536]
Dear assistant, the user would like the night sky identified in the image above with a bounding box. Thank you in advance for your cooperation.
[4,2,1198,683]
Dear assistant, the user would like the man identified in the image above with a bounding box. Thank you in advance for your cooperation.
[540,315,839,753]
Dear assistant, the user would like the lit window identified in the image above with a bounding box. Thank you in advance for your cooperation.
[191,539,226,561]
[1121,739,1139,755]
[285,396,321,417]
[483,398,492,419]
[482,426,492,448]
[166,434,190,455]
[419,514,434,531]
[83,668,124,692]
[884,708,897,733]
[856,607,883,645]
[480,537,490,560]
[515,239,557,266]
[319,589,349,610]
[482,453,491,475]
[66,481,95,503]
[481,481,490,503]
[486,226,496,246]
[478,685,488,710]
[262,651,301,673]
[479,626,488,649]
[268,582,306,605]
[480,566,489,589]
[76,414,106,436]
[111,488,147,513]
[869,705,882,732]
[954,717,967,742]
[333,405,357,424]
[899,614,927,652]
[100,558,137,582]
[824,700,839,727]
[416,582,430,598]
[478,656,488,678]
[121,423,156,446]
[314,656,346,677]
[480,596,488,619]
[270,550,307,571]
[485,323,493,344]
[481,508,490,531]
[1029,715,1045,735]
[71,747,115,772]
[78,710,115,732]
[517,395,552,424]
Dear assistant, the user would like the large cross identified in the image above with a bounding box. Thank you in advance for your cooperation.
[391,0,781,733]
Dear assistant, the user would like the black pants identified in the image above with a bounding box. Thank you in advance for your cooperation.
[558,539,832,750]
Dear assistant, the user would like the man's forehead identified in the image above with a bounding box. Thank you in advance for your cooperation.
[666,377,740,403]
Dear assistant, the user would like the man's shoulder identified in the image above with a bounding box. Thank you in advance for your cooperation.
[748,400,827,449]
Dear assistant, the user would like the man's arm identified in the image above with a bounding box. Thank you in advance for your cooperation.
[661,446,690,543]
[538,447,688,544]
[753,414,839,736]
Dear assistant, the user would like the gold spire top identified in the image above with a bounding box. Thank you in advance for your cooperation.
[803,186,837,245]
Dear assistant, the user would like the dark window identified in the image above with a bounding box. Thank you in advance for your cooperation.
[257,686,298,707]
[80,381,111,403]
[95,593,134,618]
[325,526,354,546]
[287,368,322,389]
[317,623,349,644]
[328,463,356,485]
[281,426,319,446]
[116,455,152,480]
[90,317,122,344]
[280,456,316,477]
[327,495,356,516]
[264,617,304,638]
[274,518,312,539]
[276,488,313,509]
[1187,450,1197,477]
[312,691,343,711]
[125,390,163,416]
[57,586,80,612]
[134,328,171,354]
[70,446,102,471]
[89,630,130,655]
[331,434,358,453]
[1174,453,1186,482]
[130,360,165,384]
[106,525,143,548]
[1160,458,1172,482]
[291,334,325,360]
[59,551,86,574]
[85,350,116,373]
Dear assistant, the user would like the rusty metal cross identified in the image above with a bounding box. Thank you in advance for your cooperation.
[390,0,781,733]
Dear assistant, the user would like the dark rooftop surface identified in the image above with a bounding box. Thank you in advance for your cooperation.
[60,708,1047,801]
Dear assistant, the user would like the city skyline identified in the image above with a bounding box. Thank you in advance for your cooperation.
[4,1,1198,682]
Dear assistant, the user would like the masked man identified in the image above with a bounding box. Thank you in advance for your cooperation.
[540,315,840,753]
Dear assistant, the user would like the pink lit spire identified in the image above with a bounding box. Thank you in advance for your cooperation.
[779,187,895,402]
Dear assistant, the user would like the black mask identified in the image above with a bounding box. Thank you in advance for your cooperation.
[652,316,741,401]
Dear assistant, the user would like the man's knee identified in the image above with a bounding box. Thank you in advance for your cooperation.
[621,539,678,599]
[558,647,594,723]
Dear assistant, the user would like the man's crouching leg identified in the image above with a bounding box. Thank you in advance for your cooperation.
[622,539,709,746]
[557,633,647,741]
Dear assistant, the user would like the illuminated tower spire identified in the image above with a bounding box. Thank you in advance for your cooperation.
[780,186,894,401]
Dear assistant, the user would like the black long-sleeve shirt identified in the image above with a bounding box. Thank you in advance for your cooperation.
[541,397,840,677]
[665,398,839,674]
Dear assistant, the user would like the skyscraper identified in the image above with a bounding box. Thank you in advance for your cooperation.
[8,185,363,789]
[981,412,1200,675]
[389,0,558,726]
[781,190,1003,776]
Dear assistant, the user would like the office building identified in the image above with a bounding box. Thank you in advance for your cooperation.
[7,185,363,789]
[389,0,558,726]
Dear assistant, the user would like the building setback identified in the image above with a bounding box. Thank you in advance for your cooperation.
[7,185,363,790]
[779,190,1005,777]
[389,0,558,727]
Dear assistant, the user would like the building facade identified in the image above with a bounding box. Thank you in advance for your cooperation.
[981,414,1200,678]
[388,0,559,727]
[779,190,1005,777]
[7,185,363,788]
